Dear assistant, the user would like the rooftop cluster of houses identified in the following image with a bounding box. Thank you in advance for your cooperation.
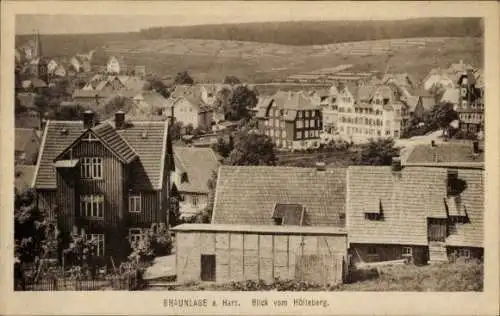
[14,33,485,285]
[20,104,483,283]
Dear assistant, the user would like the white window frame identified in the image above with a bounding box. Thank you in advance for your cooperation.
[129,228,143,245]
[402,247,412,256]
[86,233,105,256]
[82,133,99,142]
[458,248,471,258]
[192,195,199,207]
[310,119,315,128]
[80,195,104,219]
[81,157,103,179]
[129,193,142,213]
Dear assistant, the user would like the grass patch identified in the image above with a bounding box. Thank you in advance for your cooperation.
[148,261,483,291]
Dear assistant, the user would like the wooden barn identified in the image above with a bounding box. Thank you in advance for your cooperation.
[172,224,348,285]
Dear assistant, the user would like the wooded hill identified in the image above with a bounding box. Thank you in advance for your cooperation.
[138,18,482,46]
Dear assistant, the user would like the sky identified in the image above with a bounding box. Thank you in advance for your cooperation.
[15,2,413,35]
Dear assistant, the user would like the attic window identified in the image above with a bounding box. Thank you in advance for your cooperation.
[272,204,305,226]
[82,133,98,141]
[60,128,69,135]
[364,200,384,221]
[446,169,460,196]
[181,172,188,183]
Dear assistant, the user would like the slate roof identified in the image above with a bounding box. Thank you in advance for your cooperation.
[33,119,169,190]
[173,146,220,194]
[15,128,39,152]
[346,166,483,247]
[212,166,346,226]
[404,142,484,165]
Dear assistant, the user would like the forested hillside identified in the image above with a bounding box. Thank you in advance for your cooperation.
[138,18,482,45]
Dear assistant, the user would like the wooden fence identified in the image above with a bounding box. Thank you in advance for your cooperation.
[21,274,141,291]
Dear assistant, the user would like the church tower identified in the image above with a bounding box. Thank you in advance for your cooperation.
[33,29,42,58]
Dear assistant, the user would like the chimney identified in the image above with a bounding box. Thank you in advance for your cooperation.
[431,140,436,147]
[315,161,326,171]
[473,140,480,154]
[83,110,95,129]
[115,110,125,130]
[391,156,402,172]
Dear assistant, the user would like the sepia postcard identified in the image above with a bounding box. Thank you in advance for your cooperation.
[1,1,499,315]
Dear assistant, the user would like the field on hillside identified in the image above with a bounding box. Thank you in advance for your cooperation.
[99,37,482,84]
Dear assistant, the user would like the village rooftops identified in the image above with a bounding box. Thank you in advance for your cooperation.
[404,142,484,166]
[172,223,347,235]
[32,116,170,190]
[212,165,346,226]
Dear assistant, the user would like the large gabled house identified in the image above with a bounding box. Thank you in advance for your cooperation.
[255,91,323,151]
[164,86,213,131]
[32,110,174,262]
[212,165,346,227]
[347,149,484,266]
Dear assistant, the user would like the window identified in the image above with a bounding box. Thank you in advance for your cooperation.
[310,119,315,128]
[305,120,310,128]
[458,248,471,258]
[86,233,105,256]
[282,130,287,138]
[80,195,104,218]
[305,111,310,118]
[82,133,99,142]
[298,111,303,119]
[129,193,142,213]
[295,131,302,140]
[81,157,103,179]
[402,247,412,257]
[312,111,316,117]
[192,195,199,206]
[129,228,143,245]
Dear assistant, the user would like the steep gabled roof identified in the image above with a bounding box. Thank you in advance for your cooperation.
[347,166,483,247]
[173,146,220,194]
[33,119,169,190]
[212,166,346,227]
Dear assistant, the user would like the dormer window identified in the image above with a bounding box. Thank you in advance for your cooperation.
[181,172,188,183]
[364,199,384,221]
[447,169,459,196]
[272,204,305,226]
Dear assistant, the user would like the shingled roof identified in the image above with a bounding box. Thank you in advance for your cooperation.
[173,146,220,194]
[212,166,346,227]
[347,166,483,247]
[33,119,169,190]
[404,142,484,165]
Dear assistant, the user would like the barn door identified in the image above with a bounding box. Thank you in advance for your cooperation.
[200,255,216,281]
[427,218,447,242]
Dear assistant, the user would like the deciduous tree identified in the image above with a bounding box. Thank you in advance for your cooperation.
[226,85,257,121]
[173,71,194,85]
[226,132,276,166]
[353,138,400,166]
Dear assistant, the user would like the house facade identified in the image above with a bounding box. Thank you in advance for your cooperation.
[171,147,220,219]
[255,91,323,151]
[107,56,125,75]
[164,94,213,131]
[347,153,484,266]
[32,111,174,263]
[456,70,484,135]
[336,84,409,143]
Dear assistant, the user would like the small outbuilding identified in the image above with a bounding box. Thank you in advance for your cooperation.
[172,224,348,285]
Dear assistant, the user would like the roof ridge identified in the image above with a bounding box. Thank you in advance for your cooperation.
[32,120,50,188]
